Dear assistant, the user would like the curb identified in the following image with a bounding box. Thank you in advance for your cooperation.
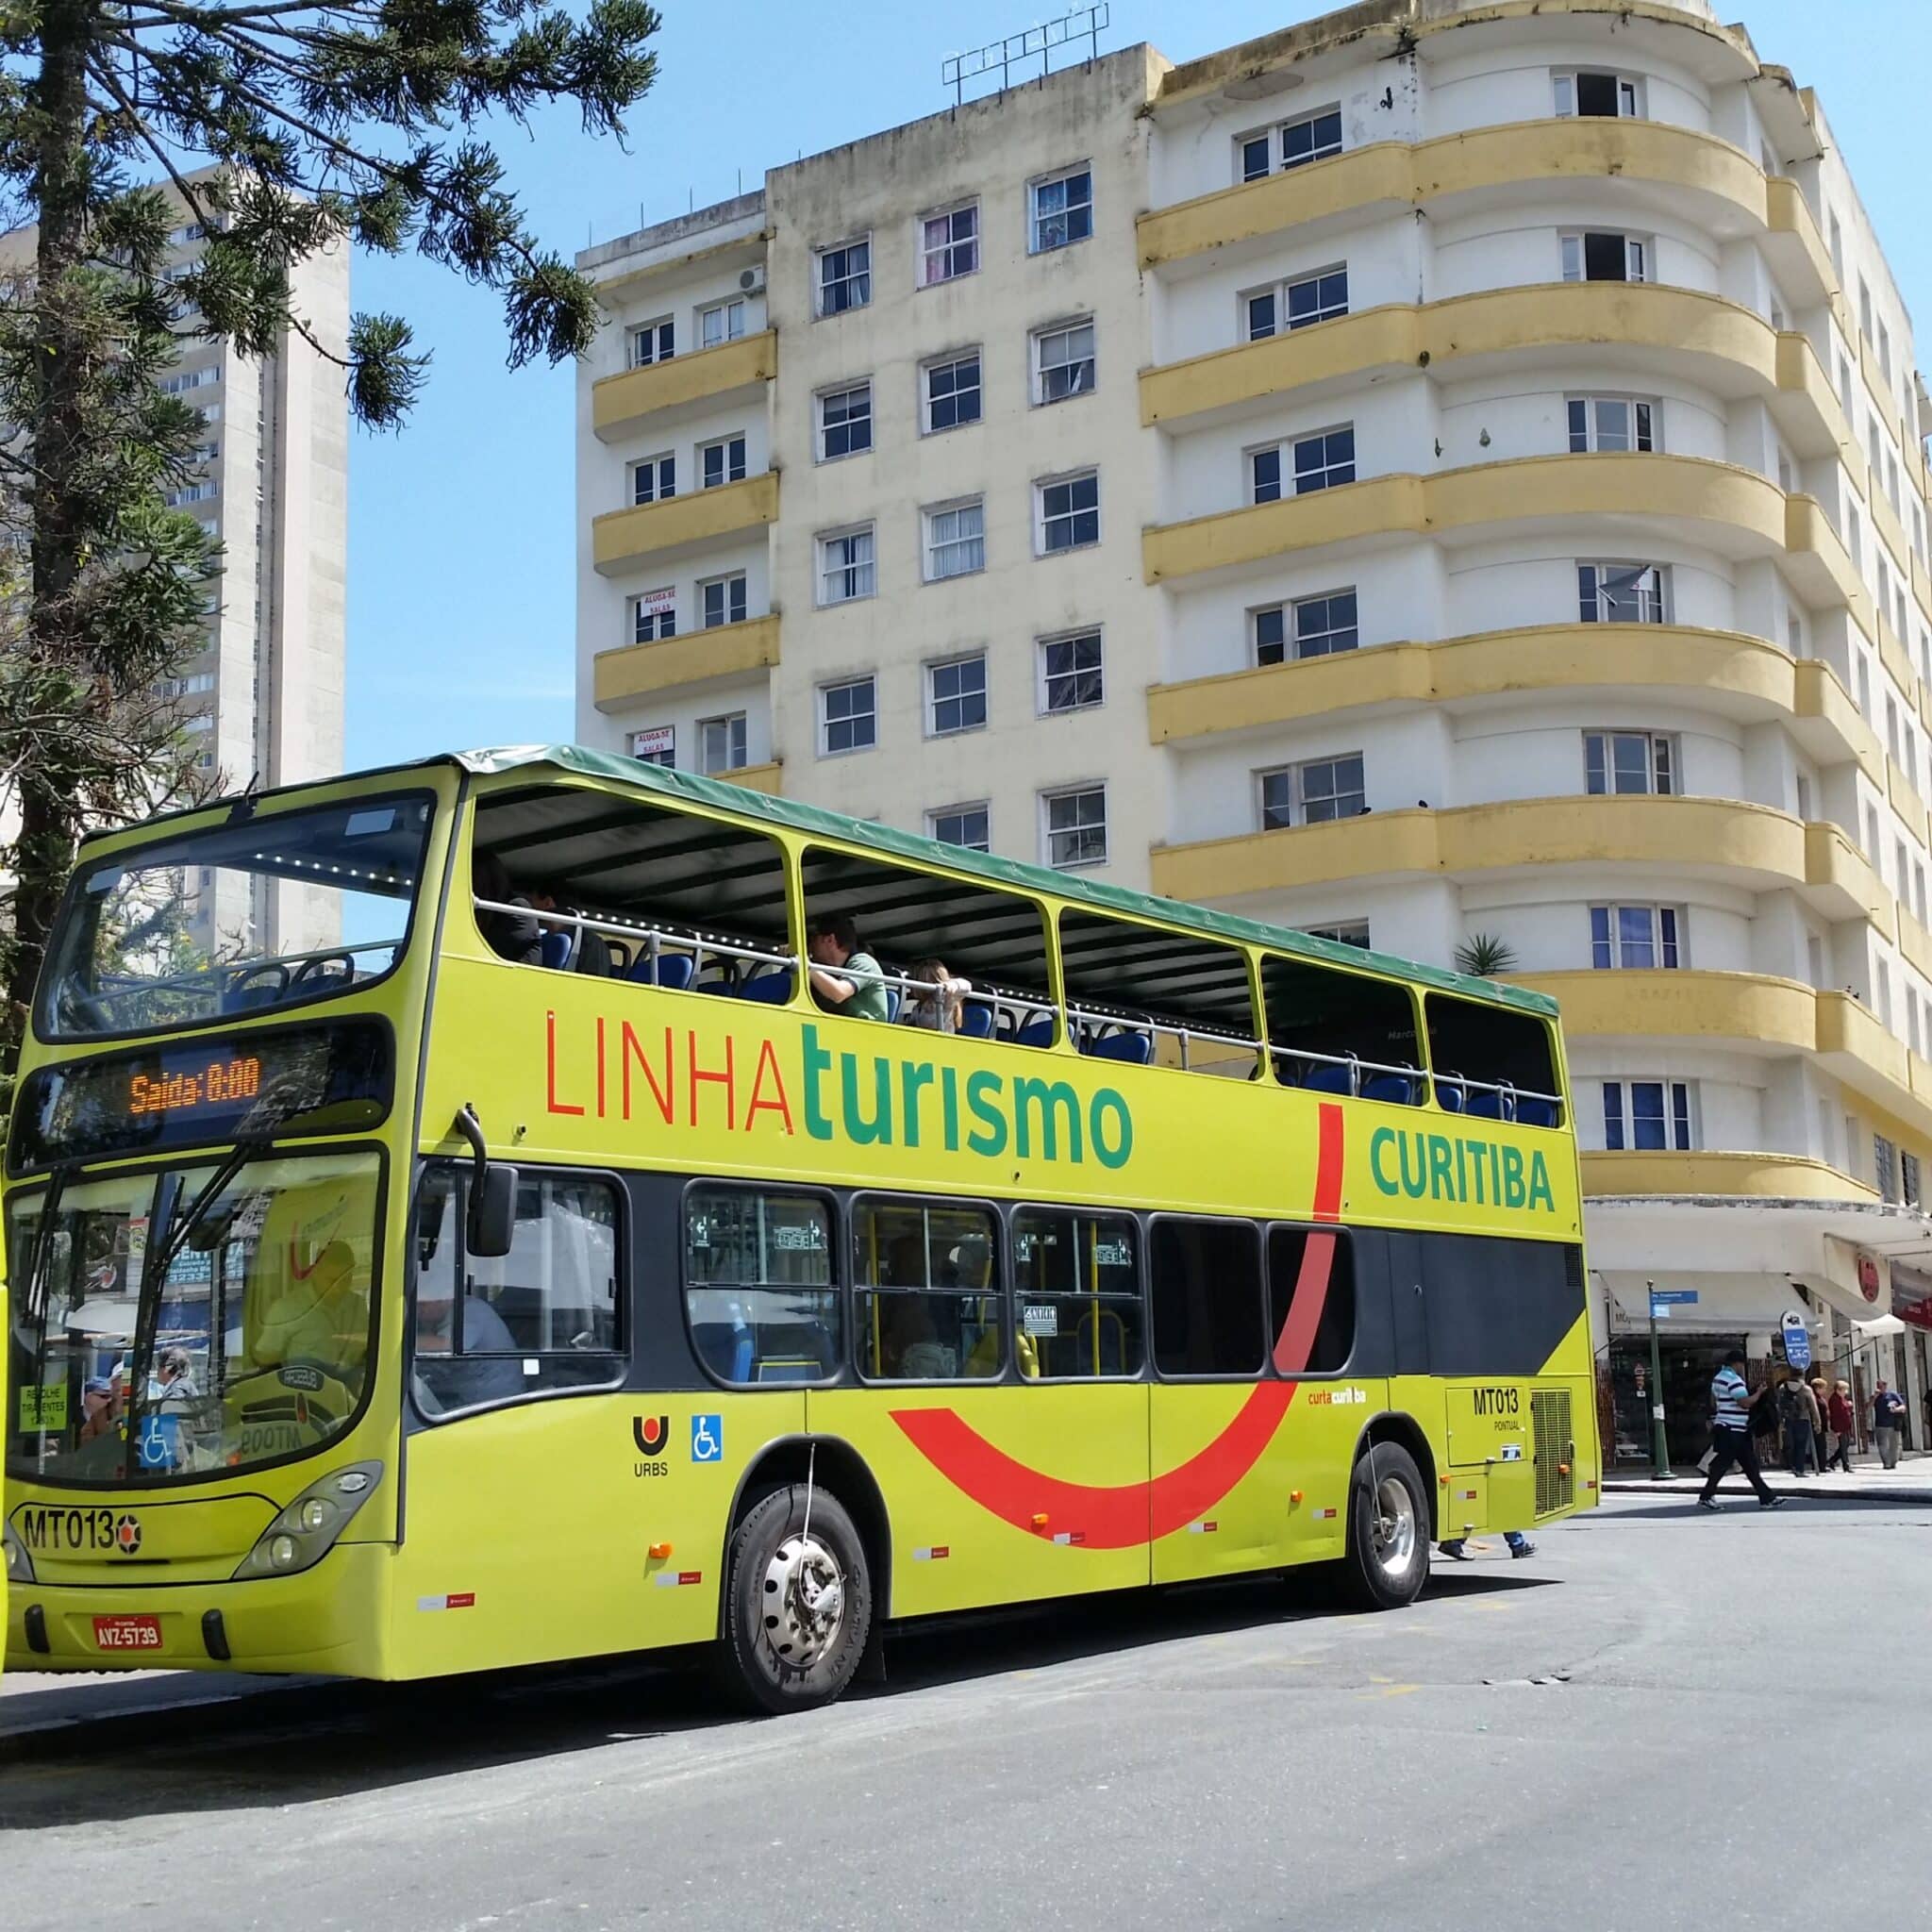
[1603,1479,1932,1504]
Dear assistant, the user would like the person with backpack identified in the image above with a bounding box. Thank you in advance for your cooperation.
[1775,1372,1820,1478]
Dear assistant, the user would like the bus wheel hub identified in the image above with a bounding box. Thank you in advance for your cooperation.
[761,1533,845,1669]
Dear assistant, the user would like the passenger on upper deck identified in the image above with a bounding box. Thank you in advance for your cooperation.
[474,852,541,964]
[530,888,612,977]
[901,958,973,1033]
[808,914,890,1021]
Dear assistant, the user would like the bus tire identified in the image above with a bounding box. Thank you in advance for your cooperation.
[1338,1441,1428,1611]
[718,1483,872,1715]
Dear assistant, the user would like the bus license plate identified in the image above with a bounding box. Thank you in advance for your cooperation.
[92,1615,162,1652]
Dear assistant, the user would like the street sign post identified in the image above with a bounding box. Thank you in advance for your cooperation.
[1646,1280,1673,1478]
[1782,1310,1813,1373]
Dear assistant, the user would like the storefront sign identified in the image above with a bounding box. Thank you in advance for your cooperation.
[1857,1255,1880,1301]
[630,724,675,767]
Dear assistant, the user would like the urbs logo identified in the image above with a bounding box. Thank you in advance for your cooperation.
[632,1415,668,1457]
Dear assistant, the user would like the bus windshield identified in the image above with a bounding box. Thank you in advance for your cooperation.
[42,794,433,1039]
[6,1149,382,1486]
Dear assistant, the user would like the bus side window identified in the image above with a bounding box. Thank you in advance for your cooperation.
[1058,909,1259,1077]
[1013,1208,1143,1378]
[1262,952,1423,1102]
[1424,994,1561,1124]
[1266,1224,1355,1375]
[1149,1218,1264,1378]
[684,1186,839,1385]
[854,1197,1006,1381]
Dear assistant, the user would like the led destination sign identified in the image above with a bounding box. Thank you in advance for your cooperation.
[9,1020,391,1173]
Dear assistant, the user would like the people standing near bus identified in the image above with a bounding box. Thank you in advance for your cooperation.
[1873,1379,1907,1469]
[902,958,972,1032]
[807,914,891,1021]
[1777,1372,1820,1478]
[1697,1349,1786,1510]
[1808,1376,1833,1473]
[1828,1381,1856,1470]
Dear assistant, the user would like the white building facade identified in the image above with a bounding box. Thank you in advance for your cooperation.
[575,0,1932,1464]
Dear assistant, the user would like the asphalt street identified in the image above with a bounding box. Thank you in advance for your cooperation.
[4,1491,1929,1931]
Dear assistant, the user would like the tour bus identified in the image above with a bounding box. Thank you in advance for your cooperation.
[4,747,1598,1711]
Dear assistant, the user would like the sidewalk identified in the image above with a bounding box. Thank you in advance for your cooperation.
[1605,1451,1932,1504]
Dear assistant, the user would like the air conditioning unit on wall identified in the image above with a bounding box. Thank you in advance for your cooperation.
[739,264,766,295]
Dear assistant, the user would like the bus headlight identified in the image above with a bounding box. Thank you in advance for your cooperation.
[2,1519,33,1584]
[232,1460,383,1581]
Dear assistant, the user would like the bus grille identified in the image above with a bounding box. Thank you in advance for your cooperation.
[1532,1390,1574,1517]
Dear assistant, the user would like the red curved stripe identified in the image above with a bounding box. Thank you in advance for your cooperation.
[891,1102,1346,1549]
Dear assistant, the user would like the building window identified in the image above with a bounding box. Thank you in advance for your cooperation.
[1030,165,1092,252]
[699,712,748,775]
[815,237,871,317]
[1905,1151,1922,1208]
[1568,395,1657,453]
[698,298,744,348]
[1042,785,1108,869]
[923,498,985,582]
[1604,1080,1694,1151]
[1037,470,1099,555]
[1590,905,1681,969]
[1255,590,1358,665]
[699,435,747,488]
[1244,265,1348,341]
[1257,425,1355,500]
[1553,71,1641,117]
[1578,561,1668,623]
[630,318,673,366]
[631,589,676,642]
[1260,753,1366,829]
[1039,629,1104,712]
[1032,318,1096,404]
[700,574,747,629]
[928,804,991,852]
[1875,1134,1900,1203]
[920,201,978,285]
[923,351,981,432]
[927,654,988,737]
[1242,107,1342,180]
[630,726,675,767]
[1300,921,1371,948]
[817,382,873,460]
[1561,231,1647,283]
[820,675,876,755]
[630,452,675,505]
[1585,729,1675,795]
[817,525,876,606]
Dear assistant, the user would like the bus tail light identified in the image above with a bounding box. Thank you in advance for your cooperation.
[3,1517,33,1585]
[231,1461,384,1581]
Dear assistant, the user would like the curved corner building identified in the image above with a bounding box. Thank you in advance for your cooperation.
[572,0,1932,1463]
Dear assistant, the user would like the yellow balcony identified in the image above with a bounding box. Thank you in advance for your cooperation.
[717,759,782,796]
[1143,454,1784,585]
[1782,496,1875,637]
[591,615,779,710]
[1141,122,1772,273]
[1142,286,1847,459]
[1901,911,1932,984]
[1792,661,1883,785]
[591,472,777,575]
[1803,821,1890,923]
[591,329,776,441]
[1763,176,1853,340]
[1816,989,1910,1092]
[1582,1149,1875,1203]
[1512,970,1817,1055]
[1872,481,1912,578]
[1888,758,1929,844]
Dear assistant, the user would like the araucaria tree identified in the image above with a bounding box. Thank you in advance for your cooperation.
[0,0,660,1081]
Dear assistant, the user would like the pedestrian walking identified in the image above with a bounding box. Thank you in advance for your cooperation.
[1808,1376,1832,1473]
[1873,1379,1907,1470]
[1438,1532,1536,1560]
[1828,1380,1855,1471]
[1776,1373,1821,1479]
[1697,1349,1786,1510]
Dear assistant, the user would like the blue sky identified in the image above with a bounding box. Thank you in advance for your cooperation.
[343,0,1932,772]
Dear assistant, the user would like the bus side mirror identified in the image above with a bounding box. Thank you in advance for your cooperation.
[468,1163,519,1259]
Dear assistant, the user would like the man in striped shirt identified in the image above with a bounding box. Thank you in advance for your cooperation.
[1697,1348,1786,1510]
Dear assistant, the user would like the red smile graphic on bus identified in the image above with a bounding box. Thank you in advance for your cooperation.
[892,1104,1346,1549]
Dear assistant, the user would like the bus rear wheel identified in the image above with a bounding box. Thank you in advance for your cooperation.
[719,1483,872,1715]
[1338,1441,1428,1611]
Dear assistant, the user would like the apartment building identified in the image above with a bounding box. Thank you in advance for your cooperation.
[575,0,1932,1461]
[2,181,350,956]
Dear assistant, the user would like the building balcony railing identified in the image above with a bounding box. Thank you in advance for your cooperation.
[591,328,776,442]
[591,472,778,575]
[592,614,780,709]
[1580,1149,1876,1204]
[1149,796,1890,930]
[716,758,782,795]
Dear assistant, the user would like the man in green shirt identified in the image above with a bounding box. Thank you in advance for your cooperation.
[808,914,891,1022]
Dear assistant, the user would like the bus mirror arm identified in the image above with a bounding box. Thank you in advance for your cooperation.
[454,1104,519,1259]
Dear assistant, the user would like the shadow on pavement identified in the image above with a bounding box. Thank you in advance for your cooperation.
[0,1559,1561,1828]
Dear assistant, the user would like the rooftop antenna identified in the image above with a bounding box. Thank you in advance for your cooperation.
[941,4,1108,108]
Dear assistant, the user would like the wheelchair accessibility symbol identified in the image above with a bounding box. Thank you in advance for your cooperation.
[691,1414,723,1463]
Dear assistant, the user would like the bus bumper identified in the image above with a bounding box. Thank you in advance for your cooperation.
[5,1540,392,1679]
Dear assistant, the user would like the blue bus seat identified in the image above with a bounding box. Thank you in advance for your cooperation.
[1014,1015,1056,1049]
[739,968,794,1004]
[1517,1096,1559,1128]
[539,930,573,972]
[631,951,696,991]
[883,987,902,1024]
[958,1000,995,1039]
[1467,1090,1509,1121]
[1086,1030,1153,1065]
[1361,1070,1417,1105]
[1303,1063,1354,1095]
[1435,1080,1467,1113]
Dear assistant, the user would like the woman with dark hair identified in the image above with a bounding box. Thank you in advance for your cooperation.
[472,850,541,964]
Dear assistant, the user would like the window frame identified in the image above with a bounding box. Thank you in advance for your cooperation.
[1567,393,1657,454]
[1254,589,1359,666]
[408,1160,629,1424]
[1288,425,1355,495]
[698,572,748,631]
[1041,782,1108,870]
[851,1191,1008,1386]
[1258,751,1366,829]
[678,1178,843,1391]
[1552,70,1642,118]
[697,433,748,490]
[923,495,987,583]
[697,297,745,349]
[1035,468,1101,556]
[925,650,989,739]
[1560,229,1648,284]
[1011,1205,1147,1384]
[697,710,749,775]
[1242,264,1349,341]
[1265,1220,1357,1378]
[1602,1078,1696,1152]
[631,588,676,643]
[927,803,991,852]
[921,348,983,434]
[1584,728,1676,796]
[814,235,873,318]
[818,673,878,757]
[1577,560,1669,624]
[1028,164,1093,254]
[1031,316,1097,406]
[629,317,674,367]
[629,450,675,506]
[1589,903,1683,970]
[1147,1212,1267,1383]
[918,199,979,287]
[1037,627,1105,715]
[816,523,877,608]
[815,381,874,463]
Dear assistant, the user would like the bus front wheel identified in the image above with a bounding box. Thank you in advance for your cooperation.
[719,1483,873,1715]
[1338,1441,1429,1610]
